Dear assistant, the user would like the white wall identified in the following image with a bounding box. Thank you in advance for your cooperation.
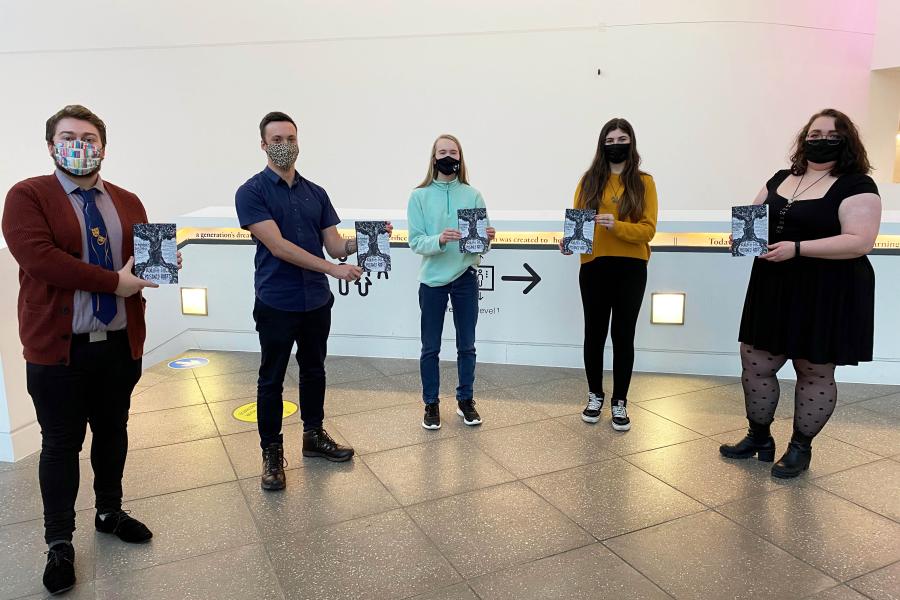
[0,0,883,222]
[872,0,900,70]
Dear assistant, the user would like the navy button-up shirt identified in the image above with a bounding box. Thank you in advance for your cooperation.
[236,167,340,312]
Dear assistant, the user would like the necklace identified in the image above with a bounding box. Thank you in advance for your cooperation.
[788,170,830,204]
[609,180,623,204]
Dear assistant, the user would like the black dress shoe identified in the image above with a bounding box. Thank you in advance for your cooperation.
[43,542,75,595]
[719,421,776,462]
[261,442,287,491]
[772,431,812,478]
[95,510,153,543]
[303,428,354,462]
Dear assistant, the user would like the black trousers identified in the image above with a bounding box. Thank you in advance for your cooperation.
[253,295,332,449]
[579,257,648,402]
[26,330,141,543]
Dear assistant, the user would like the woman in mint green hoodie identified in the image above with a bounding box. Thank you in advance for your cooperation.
[407,134,495,430]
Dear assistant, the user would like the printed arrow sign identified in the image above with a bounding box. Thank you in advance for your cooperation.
[501,263,541,294]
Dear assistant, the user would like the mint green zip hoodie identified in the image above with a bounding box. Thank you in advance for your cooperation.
[407,178,488,287]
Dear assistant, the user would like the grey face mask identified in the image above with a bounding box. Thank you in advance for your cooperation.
[265,142,299,169]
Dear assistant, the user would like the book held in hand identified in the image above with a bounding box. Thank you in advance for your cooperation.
[732,205,769,257]
[458,208,489,254]
[133,223,178,284]
[355,221,391,272]
[562,209,596,254]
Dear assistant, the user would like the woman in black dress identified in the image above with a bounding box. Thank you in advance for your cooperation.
[720,108,882,478]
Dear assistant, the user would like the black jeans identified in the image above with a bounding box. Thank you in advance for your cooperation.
[579,257,648,402]
[26,330,141,543]
[253,295,333,448]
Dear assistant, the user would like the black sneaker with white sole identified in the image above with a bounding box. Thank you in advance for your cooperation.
[456,400,482,426]
[611,399,631,431]
[581,392,604,424]
[422,403,441,430]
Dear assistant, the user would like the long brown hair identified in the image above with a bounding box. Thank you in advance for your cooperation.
[577,118,647,222]
[789,108,871,176]
[416,134,470,188]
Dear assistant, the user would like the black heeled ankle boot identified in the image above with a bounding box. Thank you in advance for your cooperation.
[719,421,776,462]
[771,430,812,478]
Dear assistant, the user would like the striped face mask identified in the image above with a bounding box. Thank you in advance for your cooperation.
[54,139,103,176]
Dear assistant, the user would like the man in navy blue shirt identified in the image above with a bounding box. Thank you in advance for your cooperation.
[236,111,364,491]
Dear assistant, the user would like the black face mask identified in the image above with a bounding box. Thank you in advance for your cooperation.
[434,156,460,176]
[804,139,844,164]
[605,143,630,164]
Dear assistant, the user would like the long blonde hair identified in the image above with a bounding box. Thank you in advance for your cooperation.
[416,134,470,188]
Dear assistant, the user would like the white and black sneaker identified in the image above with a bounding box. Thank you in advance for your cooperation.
[456,400,482,426]
[422,403,441,430]
[582,392,604,424]
[611,399,631,431]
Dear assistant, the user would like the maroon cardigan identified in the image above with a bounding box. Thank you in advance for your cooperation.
[2,174,148,365]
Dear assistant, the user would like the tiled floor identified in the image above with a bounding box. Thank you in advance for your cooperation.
[2,350,899,600]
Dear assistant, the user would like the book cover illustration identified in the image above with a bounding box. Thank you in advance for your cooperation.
[355,221,391,272]
[458,208,489,254]
[133,223,178,284]
[562,209,596,254]
[732,205,769,257]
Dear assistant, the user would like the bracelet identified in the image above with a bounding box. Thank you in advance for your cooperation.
[795,241,801,257]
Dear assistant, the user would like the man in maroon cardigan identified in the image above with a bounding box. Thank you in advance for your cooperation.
[1,105,178,595]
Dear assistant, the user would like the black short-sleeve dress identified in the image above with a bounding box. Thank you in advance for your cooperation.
[738,169,879,366]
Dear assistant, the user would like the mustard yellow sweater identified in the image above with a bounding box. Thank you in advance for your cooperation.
[574,173,658,262]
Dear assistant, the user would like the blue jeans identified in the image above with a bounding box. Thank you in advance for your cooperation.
[419,268,478,404]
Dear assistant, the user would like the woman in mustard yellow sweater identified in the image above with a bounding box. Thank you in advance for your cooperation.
[562,118,658,431]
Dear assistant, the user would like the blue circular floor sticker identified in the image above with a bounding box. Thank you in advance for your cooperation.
[168,357,210,370]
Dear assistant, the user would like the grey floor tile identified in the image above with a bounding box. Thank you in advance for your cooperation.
[324,384,421,417]
[239,460,398,538]
[365,356,421,377]
[0,464,93,527]
[713,418,882,479]
[267,510,459,600]
[555,405,704,456]
[18,581,96,600]
[330,403,468,454]
[0,512,96,600]
[94,481,260,579]
[187,350,262,379]
[197,371,266,404]
[140,358,198,383]
[221,423,351,480]
[847,560,900,600]
[362,436,516,506]
[406,583,480,600]
[604,510,836,600]
[718,485,900,581]
[823,405,900,457]
[524,459,706,539]
[638,383,794,436]
[813,459,900,521]
[406,482,594,579]
[475,362,573,389]
[208,396,301,436]
[130,377,206,414]
[469,542,670,600]
[128,404,219,450]
[854,393,900,419]
[94,543,283,600]
[504,377,588,417]
[118,437,236,501]
[625,372,738,402]
[624,437,783,507]
[476,419,615,479]
[288,356,384,387]
[803,586,871,600]
[453,393,551,432]
[837,383,900,404]
[0,452,39,473]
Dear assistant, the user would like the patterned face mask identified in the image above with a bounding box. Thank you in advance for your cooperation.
[265,142,299,169]
[54,139,103,176]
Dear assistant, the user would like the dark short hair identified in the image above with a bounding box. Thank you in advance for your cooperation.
[259,112,297,141]
[45,105,107,146]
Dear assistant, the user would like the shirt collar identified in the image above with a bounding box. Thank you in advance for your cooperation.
[263,166,301,187]
[55,168,106,196]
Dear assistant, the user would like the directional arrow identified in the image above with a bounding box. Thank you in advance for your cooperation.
[501,263,541,294]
